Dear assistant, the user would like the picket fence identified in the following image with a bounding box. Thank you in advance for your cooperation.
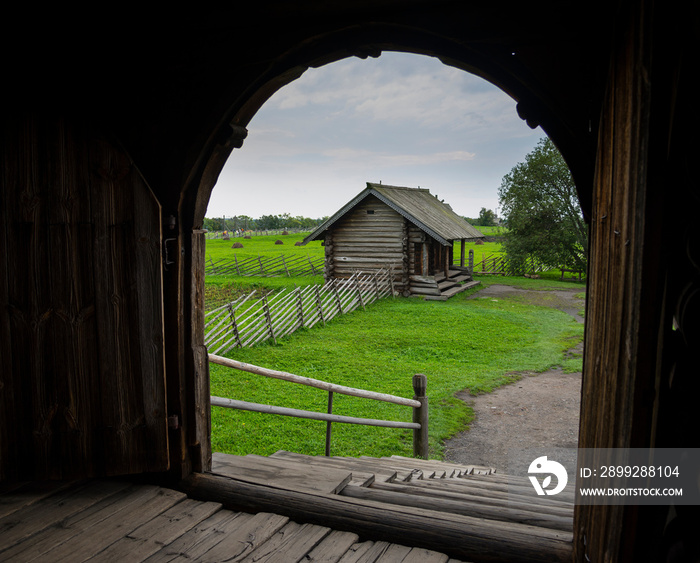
[205,253,325,277]
[204,268,395,354]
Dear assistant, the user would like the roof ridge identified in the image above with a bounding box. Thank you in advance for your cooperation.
[368,182,431,192]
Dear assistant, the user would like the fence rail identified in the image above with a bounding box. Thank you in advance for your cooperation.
[471,252,548,276]
[205,229,309,239]
[209,354,429,457]
[205,253,324,277]
[204,268,394,354]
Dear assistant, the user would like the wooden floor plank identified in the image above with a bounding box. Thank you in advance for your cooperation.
[304,530,360,563]
[337,541,394,563]
[47,486,187,562]
[238,520,331,563]
[85,498,222,562]
[187,511,290,562]
[270,451,399,483]
[0,480,135,552]
[213,453,353,494]
[379,543,413,561]
[402,547,452,563]
[0,481,153,561]
[142,510,248,563]
[0,480,77,520]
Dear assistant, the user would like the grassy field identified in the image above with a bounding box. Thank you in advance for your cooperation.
[203,231,519,308]
[209,274,585,459]
[206,232,323,262]
[469,225,507,236]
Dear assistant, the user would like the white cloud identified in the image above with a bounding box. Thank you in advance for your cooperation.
[210,51,542,220]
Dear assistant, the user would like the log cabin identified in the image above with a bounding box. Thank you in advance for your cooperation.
[303,183,484,299]
[1,2,699,561]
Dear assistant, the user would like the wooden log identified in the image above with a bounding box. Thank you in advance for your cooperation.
[409,275,437,284]
[339,485,572,531]
[210,397,420,429]
[208,355,420,407]
[180,473,574,563]
[408,287,442,296]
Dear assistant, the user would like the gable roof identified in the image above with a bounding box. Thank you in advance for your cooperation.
[303,183,484,246]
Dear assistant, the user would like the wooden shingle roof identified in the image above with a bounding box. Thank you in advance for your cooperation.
[304,183,484,246]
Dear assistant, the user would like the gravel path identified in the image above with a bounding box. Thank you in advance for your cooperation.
[442,284,584,472]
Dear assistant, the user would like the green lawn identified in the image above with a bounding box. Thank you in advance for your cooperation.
[209,279,585,459]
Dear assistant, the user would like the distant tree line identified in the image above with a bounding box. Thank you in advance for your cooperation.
[464,207,499,227]
[203,213,328,232]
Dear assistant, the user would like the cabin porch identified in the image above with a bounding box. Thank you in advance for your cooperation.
[408,268,481,301]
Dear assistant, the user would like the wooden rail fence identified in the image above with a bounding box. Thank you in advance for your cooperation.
[204,268,394,354]
[209,354,429,458]
[205,228,308,239]
[471,253,548,276]
[205,253,324,277]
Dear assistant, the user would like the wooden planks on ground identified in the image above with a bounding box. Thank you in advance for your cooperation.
[212,452,354,494]
[182,471,573,563]
[0,479,471,563]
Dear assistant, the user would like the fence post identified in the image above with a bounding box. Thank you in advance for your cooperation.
[332,279,344,314]
[469,249,474,277]
[354,274,365,310]
[412,374,429,459]
[295,286,305,328]
[313,285,326,326]
[262,292,277,344]
[325,391,334,456]
[227,303,243,348]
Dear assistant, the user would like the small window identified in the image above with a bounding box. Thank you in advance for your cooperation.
[367,210,375,215]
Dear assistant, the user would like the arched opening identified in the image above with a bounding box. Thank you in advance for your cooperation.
[195,45,586,510]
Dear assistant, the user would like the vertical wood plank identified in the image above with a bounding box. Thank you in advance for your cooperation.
[191,228,211,473]
[0,116,168,480]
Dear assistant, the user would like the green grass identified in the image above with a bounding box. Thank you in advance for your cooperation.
[206,232,324,262]
[205,234,326,307]
[209,282,585,460]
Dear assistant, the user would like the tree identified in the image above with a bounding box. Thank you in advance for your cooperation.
[498,137,588,272]
[477,207,497,227]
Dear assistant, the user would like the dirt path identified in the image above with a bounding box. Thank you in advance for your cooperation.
[442,284,584,472]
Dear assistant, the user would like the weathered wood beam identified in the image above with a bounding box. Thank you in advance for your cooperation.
[179,473,573,563]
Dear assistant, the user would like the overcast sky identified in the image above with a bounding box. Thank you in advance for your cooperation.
[207,51,544,221]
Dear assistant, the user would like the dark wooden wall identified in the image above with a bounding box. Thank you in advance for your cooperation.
[575,1,700,560]
[0,117,169,480]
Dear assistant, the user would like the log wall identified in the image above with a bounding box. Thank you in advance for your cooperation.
[325,196,408,293]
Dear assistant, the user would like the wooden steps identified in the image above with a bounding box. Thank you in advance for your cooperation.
[204,451,574,563]
[410,270,480,300]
